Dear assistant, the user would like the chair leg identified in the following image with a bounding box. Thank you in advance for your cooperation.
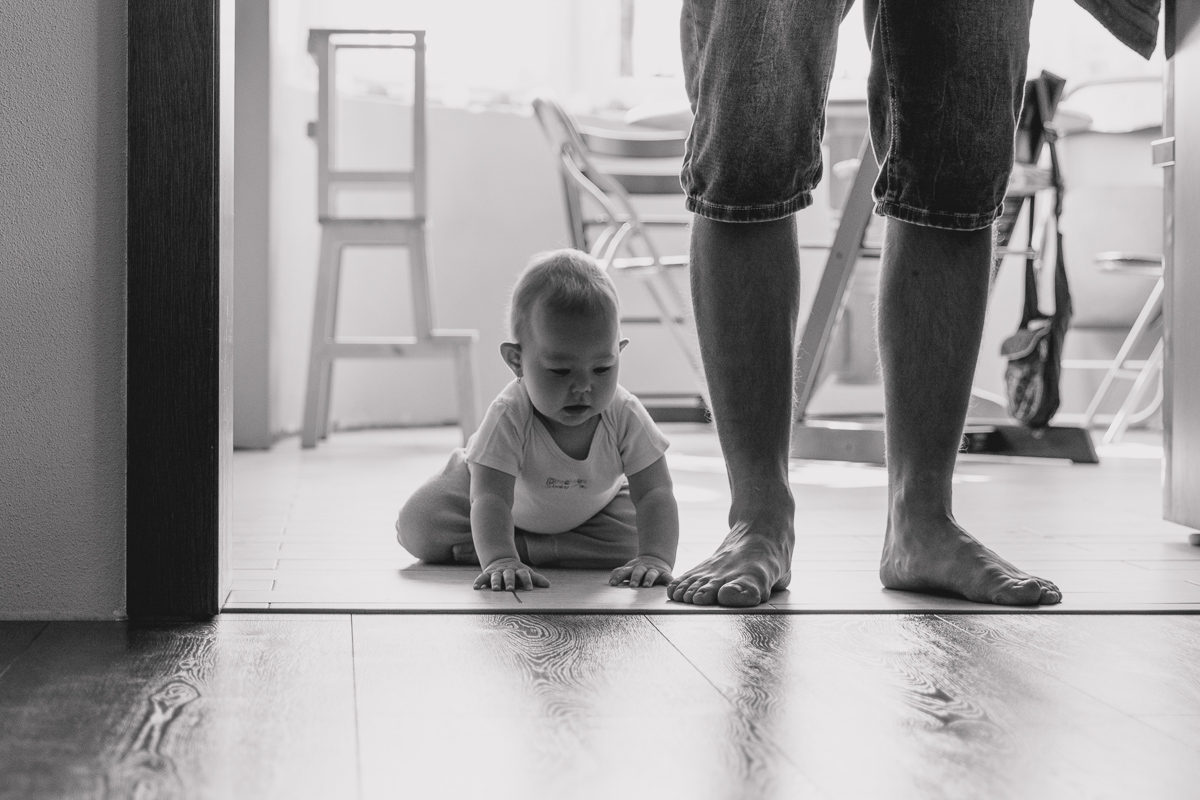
[302,229,341,448]
[643,270,709,410]
[1082,276,1164,428]
[1104,338,1163,444]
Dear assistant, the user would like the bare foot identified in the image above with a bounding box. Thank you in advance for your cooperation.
[880,512,1062,606]
[450,542,479,565]
[667,517,793,607]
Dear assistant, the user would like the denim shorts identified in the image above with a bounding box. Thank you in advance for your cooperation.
[680,0,1035,231]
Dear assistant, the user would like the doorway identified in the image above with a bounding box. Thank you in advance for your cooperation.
[128,0,1199,620]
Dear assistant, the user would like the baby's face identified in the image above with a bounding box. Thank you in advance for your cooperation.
[516,303,626,431]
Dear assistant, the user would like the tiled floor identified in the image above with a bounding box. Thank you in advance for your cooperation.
[228,424,1200,612]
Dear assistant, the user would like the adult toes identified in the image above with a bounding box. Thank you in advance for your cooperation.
[669,577,697,602]
[772,571,793,593]
[1038,581,1063,605]
[717,579,764,608]
[992,577,1049,606]
[688,580,724,606]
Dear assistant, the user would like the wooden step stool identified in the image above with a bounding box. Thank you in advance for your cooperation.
[301,29,478,448]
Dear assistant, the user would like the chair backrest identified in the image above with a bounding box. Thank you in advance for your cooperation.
[1057,75,1161,135]
[531,96,686,259]
[532,96,627,251]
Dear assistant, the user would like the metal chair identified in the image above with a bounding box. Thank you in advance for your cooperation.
[531,96,708,417]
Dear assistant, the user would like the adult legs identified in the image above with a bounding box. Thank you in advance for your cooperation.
[667,215,798,606]
[671,0,854,606]
[875,220,1061,605]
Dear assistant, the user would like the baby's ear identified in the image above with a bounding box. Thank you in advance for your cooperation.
[500,342,522,377]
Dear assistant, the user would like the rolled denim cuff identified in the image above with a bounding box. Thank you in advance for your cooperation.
[874,199,1003,233]
[685,191,813,224]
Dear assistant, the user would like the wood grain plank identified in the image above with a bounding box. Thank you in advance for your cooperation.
[940,614,1200,716]
[0,617,357,799]
[653,614,1200,799]
[351,614,818,799]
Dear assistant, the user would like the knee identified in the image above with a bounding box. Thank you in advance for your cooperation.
[395,498,451,563]
[398,494,463,563]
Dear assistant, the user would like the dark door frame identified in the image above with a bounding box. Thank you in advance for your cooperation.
[127,0,230,620]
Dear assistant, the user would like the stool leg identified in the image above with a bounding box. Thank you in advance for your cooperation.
[316,359,335,442]
[316,238,346,442]
[453,340,479,445]
[318,235,348,441]
[407,227,434,339]
[302,229,340,448]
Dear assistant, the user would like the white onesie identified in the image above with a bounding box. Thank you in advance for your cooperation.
[465,379,668,534]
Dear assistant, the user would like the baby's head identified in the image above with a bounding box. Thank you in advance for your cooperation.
[501,249,628,429]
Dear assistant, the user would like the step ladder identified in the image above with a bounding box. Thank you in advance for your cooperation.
[790,134,1098,465]
[302,29,478,448]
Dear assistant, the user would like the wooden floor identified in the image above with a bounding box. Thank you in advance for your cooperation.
[227,425,1200,611]
[2,613,1200,798]
[17,424,1169,797]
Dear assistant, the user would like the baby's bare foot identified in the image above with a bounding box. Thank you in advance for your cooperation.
[450,542,479,565]
[668,519,793,607]
[880,514,1061,605]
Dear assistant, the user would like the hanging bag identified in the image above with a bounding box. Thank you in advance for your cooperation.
[1000,74,1072,429]
[1001,231,1072,427]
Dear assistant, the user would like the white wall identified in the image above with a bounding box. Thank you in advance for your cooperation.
[234,0,274,449]
[0,1,126,620]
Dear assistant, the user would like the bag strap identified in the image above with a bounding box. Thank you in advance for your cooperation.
[1052,228,1072,329]
[1034,76,1073,329]
[1035,76,1064,217]
[1019,197,1041,327]
[1015,73,1073,329]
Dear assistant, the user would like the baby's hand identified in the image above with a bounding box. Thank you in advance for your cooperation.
[609,555,673,588]
[473,557,550,592]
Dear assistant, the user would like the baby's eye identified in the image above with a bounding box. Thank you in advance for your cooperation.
[594,366,612,375]
[549,368,570,377]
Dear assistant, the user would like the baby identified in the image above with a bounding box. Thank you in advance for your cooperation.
[396,248,679,591]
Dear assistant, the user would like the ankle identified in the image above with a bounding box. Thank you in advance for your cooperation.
[888,477,952,522]
[731,474,794,500]
[729,482,795,528]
